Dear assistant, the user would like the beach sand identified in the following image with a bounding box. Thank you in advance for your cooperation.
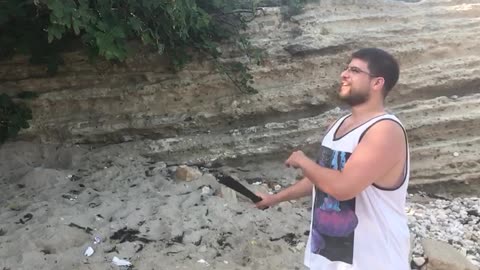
[0,141,310,270]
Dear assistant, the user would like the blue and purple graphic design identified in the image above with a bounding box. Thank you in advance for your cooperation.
[311,146,358,264]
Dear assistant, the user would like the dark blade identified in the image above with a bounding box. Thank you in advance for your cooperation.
[216,174,263,203]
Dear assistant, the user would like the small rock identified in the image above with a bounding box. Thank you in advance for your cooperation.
[413,256,426,267]
[175,165,202,182]
[296,242,305,251]
[409,233,416,261]
[220,186,237,203]
[453,152,460,157]
[201,186,211,195]
[197,259,209,266]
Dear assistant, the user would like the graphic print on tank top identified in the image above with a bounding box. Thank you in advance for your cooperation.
[311,145,358,264]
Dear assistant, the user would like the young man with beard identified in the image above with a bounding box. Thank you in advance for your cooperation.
[255,48,410,270]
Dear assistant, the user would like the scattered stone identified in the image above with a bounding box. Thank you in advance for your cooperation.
[201,186,212,195]
[422,238,477,270]
[295,242,305,251]
[220,185,238,203]
[407,196,479,265]
[175,165,202,181]
[413,256,426,267]
[409,233,415,261]
[197,259,209,266]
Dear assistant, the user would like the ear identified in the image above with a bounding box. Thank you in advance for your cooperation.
[373,77,385,91]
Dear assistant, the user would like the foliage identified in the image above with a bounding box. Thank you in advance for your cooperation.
[0,0,309,143]
[0,0,264,92]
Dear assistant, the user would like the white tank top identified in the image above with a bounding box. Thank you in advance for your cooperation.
[304,113,410,270]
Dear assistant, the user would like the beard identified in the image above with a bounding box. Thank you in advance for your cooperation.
[338,87,370,106]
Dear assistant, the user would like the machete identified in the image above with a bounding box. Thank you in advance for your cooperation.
[215,173,263,203]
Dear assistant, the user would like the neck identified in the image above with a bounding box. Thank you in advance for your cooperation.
[350,99,385,122]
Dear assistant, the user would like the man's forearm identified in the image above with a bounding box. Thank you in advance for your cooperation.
[272,177,313,204]
[299,156,345,200]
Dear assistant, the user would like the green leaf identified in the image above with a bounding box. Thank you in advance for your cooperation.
[111,26,126,39]
[72,19,80,35]
[128,16,143,32]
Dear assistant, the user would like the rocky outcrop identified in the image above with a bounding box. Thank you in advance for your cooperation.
[1,0,480,185]
[421,238,478,270]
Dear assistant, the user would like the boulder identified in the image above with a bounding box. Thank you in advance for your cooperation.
[421,238,478,270]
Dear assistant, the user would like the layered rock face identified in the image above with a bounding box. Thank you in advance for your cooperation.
[1,0,479,185]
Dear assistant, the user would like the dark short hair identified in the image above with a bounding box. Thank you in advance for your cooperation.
[351,48,400,97]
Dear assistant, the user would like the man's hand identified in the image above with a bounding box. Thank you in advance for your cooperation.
[254,192,278,210]
[285,150,309,169]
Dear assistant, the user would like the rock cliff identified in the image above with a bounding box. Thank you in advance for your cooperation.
[1,0,479,185]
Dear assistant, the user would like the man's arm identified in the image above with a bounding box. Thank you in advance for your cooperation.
[255,177,312,209]
[254,120,335,209]
[285,120,406,201]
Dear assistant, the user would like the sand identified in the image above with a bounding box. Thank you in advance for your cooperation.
[0,141,311,270]
[1,137,479,270]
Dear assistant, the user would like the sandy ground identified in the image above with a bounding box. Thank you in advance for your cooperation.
[0,142,311,270]
[1,141,479,270]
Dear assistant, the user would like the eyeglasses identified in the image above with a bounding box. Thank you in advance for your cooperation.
[343,66,378,77]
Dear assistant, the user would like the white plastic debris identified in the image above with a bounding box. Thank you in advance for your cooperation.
[84,246,94,257]
[453,152,460,157]
[93,236,101,244]
[274,184,282,191]
[197,259,209,266]
[112,256,132,267]
[253,181,262,186]
[223,260,229,264]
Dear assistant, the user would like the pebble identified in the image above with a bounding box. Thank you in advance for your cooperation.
[296,242,305,251]
[413,256,426,267]
[201,186,211,195]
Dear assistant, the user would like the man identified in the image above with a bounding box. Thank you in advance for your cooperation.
[255,48,410,270]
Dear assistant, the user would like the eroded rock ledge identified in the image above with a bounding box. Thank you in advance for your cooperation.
[1,0,479,185]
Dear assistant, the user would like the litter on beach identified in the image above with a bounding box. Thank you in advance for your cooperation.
[112,256,132,267]
[84,246,94,257]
